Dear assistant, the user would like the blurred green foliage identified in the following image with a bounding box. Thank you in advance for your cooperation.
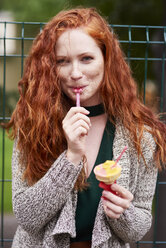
[0,129,13,212]
[0,0,164,25]
[0,0,68,22]
[0,0,164,107]
[71,0,163,25]
[0,0,165,107]
[0,85,19,118]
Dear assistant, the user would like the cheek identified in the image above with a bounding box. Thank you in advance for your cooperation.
[84,62,104,81]
[58,67,69,81]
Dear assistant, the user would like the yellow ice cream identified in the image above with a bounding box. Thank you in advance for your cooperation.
[94,160,121,184]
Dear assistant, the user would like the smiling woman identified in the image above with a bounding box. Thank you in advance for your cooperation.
[2,7,166,248]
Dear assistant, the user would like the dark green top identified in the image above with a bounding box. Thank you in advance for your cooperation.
[71,120,115,242]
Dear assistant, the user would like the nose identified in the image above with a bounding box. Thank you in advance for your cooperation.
[70,63,82,81]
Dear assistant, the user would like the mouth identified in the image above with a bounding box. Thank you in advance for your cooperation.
[71,86,87,94]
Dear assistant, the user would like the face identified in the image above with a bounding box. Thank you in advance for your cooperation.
[55,28,104,106]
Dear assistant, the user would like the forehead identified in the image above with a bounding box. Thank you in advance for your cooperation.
[55,28,100,56]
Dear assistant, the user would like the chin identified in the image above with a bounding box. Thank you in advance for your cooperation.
[81,97,100,107]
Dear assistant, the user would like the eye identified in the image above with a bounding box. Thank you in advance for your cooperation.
[56,58,70,65]
[81,56,93,62]
[56,59,65,64]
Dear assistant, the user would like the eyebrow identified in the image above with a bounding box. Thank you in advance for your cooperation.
[56,52,93,58]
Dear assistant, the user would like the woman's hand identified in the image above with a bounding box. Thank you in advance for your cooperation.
[102,183,133,219]
[62,107,91,165]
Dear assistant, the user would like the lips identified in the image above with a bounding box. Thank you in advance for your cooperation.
[71,86,86,93]
[73,88,83,93]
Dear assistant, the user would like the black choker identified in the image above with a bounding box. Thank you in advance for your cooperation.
[84,103,105,117]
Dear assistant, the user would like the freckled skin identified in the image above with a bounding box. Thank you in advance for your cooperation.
[55,28,104,106]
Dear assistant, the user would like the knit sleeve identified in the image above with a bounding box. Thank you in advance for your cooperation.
[12,139,83,235]
[106,130,158,242]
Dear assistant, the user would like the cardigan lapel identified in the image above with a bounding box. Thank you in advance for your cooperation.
[51,191,77,238]
[92,200,112,247]
[92,122,131,247]
[113,123,131,189]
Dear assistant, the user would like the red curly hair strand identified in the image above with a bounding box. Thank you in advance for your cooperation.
[4,7,166,189]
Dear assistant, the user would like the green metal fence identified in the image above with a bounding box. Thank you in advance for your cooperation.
[0,21,166,248]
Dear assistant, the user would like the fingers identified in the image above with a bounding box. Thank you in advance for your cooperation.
[67,113,91,129]
[72,120,90,134]
[63,118,90,137]
[62,107,91,158]
[102,190,132,209]
[102,184,134,219]
[63,114,91,139]
[62,107,91,135]
[102,198,123,219]
[64,107,90,121]
[111,184,133,201]
[74,126,89,137]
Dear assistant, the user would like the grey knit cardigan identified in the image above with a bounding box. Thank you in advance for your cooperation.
[11,122,158,248]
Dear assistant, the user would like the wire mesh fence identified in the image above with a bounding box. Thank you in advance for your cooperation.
[0,21,166,248]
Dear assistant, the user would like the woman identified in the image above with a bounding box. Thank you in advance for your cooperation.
[5,7,166,248]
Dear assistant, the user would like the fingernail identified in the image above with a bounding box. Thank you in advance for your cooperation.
[111,184,115,190]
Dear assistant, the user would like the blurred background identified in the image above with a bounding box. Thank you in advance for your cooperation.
[1,0,166,117]
[0,0,166,247]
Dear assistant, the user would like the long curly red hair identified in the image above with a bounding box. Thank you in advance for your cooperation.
[4,7,166,188]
